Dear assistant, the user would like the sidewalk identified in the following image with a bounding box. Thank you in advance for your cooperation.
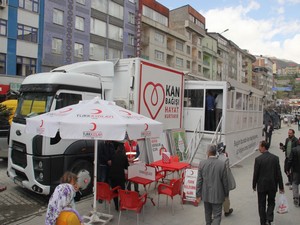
[10,123,299,225]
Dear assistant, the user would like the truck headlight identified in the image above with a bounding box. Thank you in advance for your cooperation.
[38,161,43,169]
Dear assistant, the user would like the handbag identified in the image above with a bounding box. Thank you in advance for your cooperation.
[228,168,236,190]
[276,193,289,214]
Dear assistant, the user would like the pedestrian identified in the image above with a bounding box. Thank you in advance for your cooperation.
[279,128,298,187]
[215,92,223,128]
[196,144,229,225]
[252,140,284,225]
[109,142,129,211]
[286,141,300,207]
[264,120,274,146]
[217,143,236,217]
[124,136,140,193]
[97,140,115,184]
[205,91,216,131]
[45,171,83,225]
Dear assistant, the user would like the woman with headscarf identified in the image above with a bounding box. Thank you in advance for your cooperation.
[45,172,83,225]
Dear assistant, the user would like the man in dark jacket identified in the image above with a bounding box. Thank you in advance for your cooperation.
[280,129,298,186]
[286,143,300,206]
[264,120,274,146]
[253,141,284,225]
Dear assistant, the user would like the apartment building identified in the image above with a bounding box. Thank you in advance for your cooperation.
[0,0,260,97]
[0,0,42,76]
[253,56,275,101]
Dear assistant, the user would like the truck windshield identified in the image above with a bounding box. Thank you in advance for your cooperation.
[15,92,54,119]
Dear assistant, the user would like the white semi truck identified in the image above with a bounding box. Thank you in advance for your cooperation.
[7,58,184,196]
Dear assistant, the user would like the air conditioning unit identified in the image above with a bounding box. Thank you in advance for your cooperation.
[0,0,7,8]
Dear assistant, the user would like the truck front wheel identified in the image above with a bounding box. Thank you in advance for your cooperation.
[70,160,93,197]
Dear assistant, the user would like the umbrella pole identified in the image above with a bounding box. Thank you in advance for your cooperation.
[83,140,113,224]
[93,139,98,213]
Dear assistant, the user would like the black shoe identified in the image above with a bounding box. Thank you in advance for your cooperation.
[285,182,290,186]
[224,208,233,217]
[266,220,272,225]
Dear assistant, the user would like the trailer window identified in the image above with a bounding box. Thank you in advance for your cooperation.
[184,89,204,108]
[236,92,242,110]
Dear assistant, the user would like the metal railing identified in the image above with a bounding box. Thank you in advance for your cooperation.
[187,116,204,164]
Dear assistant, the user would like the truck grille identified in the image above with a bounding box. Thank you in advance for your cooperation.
[11,141,27,168]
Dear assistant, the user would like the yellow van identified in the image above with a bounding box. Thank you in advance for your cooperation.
[1,99,18,124]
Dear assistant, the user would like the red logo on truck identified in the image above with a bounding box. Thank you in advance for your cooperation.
[143,82,165,119]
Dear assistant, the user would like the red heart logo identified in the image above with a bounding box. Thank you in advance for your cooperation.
[143,82,165,119]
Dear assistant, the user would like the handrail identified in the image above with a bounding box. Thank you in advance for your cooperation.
[187,116,204,164]
[210,116,223,145]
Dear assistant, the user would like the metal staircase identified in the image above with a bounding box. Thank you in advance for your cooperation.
[187,116,223,167]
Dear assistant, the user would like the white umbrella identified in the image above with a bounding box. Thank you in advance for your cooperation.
[25,96,163,223]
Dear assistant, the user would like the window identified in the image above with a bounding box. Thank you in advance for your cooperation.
[155,50,164,61]
[108,48,122,59]
[154,32,164,44]
[75,16,84,31]
[0,19,7,36]
[52,38,63,54]
[0,53,6,74]
[76,0,85,5]
[186,60,190,69]
[108,24,123,41]
[91,0,107,12]
[184,89,204,108]
[128,12,135,24]
[53,9,63,25]
[176,57,183,67]
[198,51,201,59]
[17,24,38,43]
[198,65,201,72]
[89,43,105,60]
[236,92,242,110]
[74,43,84,58]
[19,0,39,13]
[90,18,106,37]
[16,56,36,76]
[142,5,168,26]
[128,33,135,46]
[176,41,184,51]
[186,45,190,55]
[55,93,82,110]
[108,1,123,19]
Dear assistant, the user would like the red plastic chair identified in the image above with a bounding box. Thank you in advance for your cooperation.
[146,164,167,188]
[96,182,120,214]
[118,189,147,225]
[157,178,183,215]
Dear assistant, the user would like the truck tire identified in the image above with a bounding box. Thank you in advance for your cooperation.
[70,160,93,197]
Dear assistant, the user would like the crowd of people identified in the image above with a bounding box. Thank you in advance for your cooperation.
[43,123,300,225]
[196,126,300,225]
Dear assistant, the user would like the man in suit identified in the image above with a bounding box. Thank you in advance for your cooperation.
[252,140,284,225]
[286,142,300,206]
[196,144,229,225]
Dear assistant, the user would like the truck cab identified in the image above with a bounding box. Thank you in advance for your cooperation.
[7,61,114,196]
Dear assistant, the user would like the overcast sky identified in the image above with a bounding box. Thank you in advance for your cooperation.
[158,0,300,64]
